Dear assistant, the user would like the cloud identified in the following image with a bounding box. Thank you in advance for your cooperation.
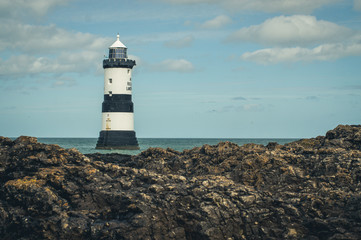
[0,55,73,76]
[128,55,143,66]
[153,59,195,72]
[0,38,107,79]
[0,20,110,53]
[241,43,361,64]
[209,103,264,113]
[0,0,71,19]
[305,96,319,101]
[0,50,103,78]
[229,15,361,64]
[0,0,112,80]
[51,76,76,88]
[228,15,355,47]
[355,0,361,11]
[164,35,194,48]
[339,85,361,90]
[157,0,340,14]
[200,15,232,29]
[0,19,111,79]
[232,96,247,101]
[241,104,263,111]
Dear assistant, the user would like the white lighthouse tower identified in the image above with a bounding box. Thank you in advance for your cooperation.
[96,34,139,150]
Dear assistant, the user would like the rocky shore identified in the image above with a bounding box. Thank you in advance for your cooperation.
[1,125,361,239]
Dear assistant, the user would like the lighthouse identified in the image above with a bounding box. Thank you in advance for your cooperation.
[96,34,139,150]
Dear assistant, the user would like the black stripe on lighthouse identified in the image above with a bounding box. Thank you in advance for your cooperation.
[97,130,139,150]
[102,94,134,113]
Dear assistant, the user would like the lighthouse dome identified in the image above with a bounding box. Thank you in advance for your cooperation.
[108,34,127,59]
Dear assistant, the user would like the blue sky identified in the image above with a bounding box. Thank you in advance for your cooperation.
[0,0,360,138]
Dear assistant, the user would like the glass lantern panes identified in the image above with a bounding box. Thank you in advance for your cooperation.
[109,48,127,59]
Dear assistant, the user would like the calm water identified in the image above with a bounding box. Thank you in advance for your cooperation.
[35,138,298,155]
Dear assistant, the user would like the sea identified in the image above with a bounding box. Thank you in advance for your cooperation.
[35,138,299,156]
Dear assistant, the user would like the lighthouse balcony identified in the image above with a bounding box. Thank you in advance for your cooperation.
[103,58,136,69]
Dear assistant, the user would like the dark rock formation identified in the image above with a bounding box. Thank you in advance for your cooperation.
[0,125,361,239]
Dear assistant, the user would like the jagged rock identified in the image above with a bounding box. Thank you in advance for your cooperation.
[0,125,360,239]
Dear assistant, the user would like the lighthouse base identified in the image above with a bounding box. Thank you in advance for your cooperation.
[96,130,139,150]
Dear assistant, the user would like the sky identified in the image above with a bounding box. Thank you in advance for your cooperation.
[0,0,360,138]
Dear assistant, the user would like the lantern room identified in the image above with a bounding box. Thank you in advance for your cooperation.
[108,34,127,59]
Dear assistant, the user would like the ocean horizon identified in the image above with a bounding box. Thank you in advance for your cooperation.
[24,137,301,155]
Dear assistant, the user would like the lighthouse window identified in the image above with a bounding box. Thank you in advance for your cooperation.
[127,69,130,74]
[109,91,112,96]
[108,78,112,84]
